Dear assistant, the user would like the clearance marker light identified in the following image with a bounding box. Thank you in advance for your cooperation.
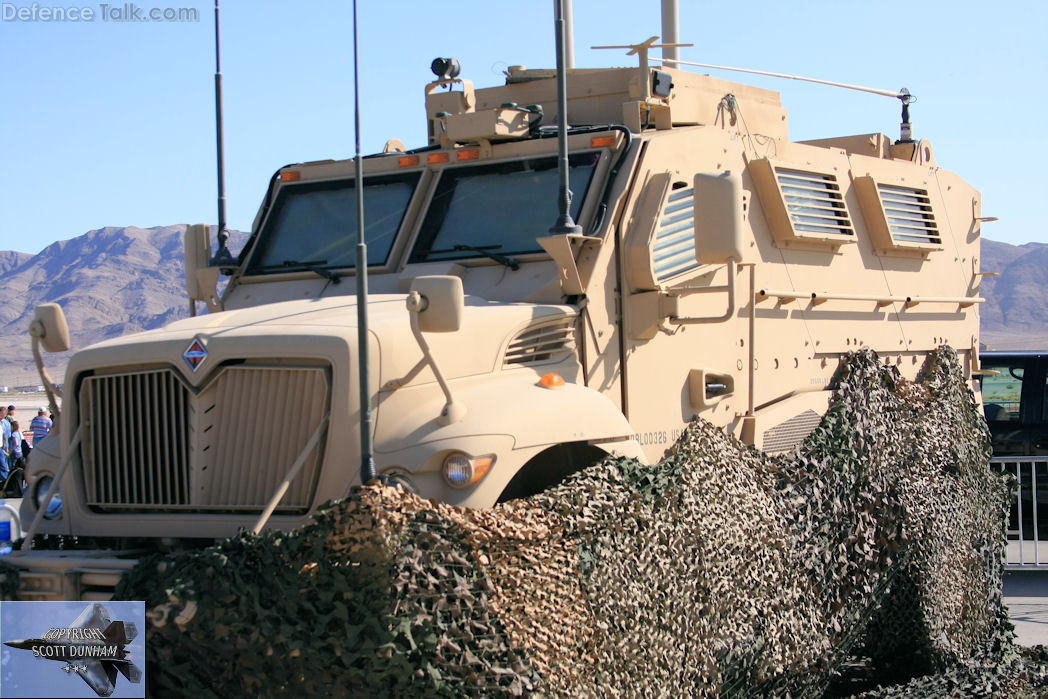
[457,148,480,161]
[279,170,301,182]
[539,372,566,389]
[398,155,420,167]
[427,152,450,164]
[590,135,616,148]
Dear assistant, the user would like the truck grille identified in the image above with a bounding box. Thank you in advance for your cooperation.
[78,364,330,514]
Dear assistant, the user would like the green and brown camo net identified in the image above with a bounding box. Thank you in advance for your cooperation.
[115,348,1048,696]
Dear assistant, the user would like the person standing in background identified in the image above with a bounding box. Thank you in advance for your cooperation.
[7,420,22,473]
[29,407,52,444]
[0,406,9,477]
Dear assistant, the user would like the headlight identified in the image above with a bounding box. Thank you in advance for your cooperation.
[441,452,494,489]
[385,472,417,494]
[33,476,62,520]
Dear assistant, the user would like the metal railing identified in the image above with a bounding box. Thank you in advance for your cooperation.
[991,456,1048,569]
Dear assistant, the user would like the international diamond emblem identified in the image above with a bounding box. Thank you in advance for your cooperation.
[183,337,208,372]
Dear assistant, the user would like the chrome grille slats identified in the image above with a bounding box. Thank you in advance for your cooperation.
[81,369,192,508]
[174,374,189,502]
[503,318,577,368]
[77,364,328,513]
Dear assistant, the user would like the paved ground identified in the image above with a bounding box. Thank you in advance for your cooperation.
[1008,540,1048,567]
[1004,570,1048,647]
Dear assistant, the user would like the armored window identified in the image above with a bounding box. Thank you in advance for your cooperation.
[652,183,702,283]
[625,173,713,292]
[246,171,420,275]
[853,176,942,257]
[749,158,855,248]
[409,152,602,265]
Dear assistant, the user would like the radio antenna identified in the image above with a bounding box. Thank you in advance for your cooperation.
[353,0,377,484]
[653,55,917,142]
[210,0,236,270]
[548,0,582,235]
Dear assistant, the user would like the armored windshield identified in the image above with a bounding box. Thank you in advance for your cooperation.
[246,171,420,274]
[409,152,601,264]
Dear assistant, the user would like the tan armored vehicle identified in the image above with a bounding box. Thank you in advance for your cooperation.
[14,49,987,599]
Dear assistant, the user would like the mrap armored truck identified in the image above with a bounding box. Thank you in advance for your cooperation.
[14,54,987,600]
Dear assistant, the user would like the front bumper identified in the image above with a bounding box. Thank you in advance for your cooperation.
[1,550,139,601]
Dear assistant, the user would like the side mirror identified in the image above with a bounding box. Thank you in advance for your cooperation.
[184,223,210,299]
[407,276,464,333]
[693,171,747,264]
[403,276,466,425]
[184,224,223,313]
[29,303,70,353]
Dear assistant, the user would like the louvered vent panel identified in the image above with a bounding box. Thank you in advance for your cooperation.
[503,319,576,368]
[776,168,854,238]
[877,183,940,245]
[653,186,701,282]
[198,366,328,512]
[762,409,823,453]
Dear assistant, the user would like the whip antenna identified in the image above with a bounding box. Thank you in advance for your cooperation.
[210,0,236,270]
[653,55,917,142]
[353,0,376,484]
[549,0,582,235]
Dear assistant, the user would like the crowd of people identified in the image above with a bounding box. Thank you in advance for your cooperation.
[1,404,52,486]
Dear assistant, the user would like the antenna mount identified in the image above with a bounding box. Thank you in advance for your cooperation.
[896,87,916,144]
[592,36,692,100]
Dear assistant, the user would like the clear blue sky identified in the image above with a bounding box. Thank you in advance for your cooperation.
[2,0,1045,254]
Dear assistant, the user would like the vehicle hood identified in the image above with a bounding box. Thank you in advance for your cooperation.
[64,294,576,388]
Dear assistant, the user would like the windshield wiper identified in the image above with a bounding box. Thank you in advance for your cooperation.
[417,244,520,271]
[255,259,341,284]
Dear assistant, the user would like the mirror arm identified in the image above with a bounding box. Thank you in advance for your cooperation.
[29,325,63,420]
[382,358,428,392]
[406,291,466,425]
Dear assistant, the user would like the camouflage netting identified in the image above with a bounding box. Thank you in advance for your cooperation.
[114,347,1048,696]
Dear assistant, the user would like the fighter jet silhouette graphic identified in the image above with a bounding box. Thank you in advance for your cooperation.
[4,603,142,697]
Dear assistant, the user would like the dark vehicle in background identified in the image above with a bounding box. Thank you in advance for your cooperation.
[981,351,1048,456]
[981,350,1048,550]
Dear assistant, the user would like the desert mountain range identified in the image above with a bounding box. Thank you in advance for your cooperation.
[0,226,1044,386]
[0,225,245,386]
[978,239,1048,350]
